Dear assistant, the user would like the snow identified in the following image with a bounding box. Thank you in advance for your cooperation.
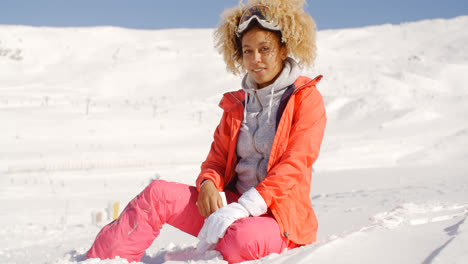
[1,15,468,263]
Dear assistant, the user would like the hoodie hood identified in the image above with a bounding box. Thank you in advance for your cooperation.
[241,57,300,122]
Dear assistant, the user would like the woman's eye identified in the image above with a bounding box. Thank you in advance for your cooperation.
[243,49,251,54]
[261,47,270,52]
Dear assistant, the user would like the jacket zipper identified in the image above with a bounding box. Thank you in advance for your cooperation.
[252,90,267,183]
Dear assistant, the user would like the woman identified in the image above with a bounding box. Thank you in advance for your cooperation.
[87,0,326,263]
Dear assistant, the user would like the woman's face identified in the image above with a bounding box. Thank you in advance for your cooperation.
[241,27,287,88]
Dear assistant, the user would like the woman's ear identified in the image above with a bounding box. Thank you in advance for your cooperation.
[280,45,287,60]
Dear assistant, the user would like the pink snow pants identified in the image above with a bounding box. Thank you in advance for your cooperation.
[86,180,296,263]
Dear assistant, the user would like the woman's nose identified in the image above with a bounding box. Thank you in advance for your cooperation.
[253,50,261,63]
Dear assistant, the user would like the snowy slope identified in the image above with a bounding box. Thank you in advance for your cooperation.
[1,16,467,264]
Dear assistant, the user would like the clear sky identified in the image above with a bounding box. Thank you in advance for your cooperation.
[1,0,467,30]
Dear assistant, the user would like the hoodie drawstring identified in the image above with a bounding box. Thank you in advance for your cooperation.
[267,87,275,123]
[243,90,248,122]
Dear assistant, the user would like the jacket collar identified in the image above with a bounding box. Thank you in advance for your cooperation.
[218,90,245,111]
[293,75,323,94]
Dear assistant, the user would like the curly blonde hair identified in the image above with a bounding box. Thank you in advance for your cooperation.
[214,0,317,75]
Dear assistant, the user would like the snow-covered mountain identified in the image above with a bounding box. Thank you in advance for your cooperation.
[1,16,467,264]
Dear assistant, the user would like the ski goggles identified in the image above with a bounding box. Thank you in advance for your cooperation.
[237,5,281,36]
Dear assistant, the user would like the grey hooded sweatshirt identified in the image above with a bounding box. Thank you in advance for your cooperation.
[235,57,300,194]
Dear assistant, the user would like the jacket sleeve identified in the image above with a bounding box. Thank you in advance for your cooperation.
[255,86,327,206]
[196,110,231,191]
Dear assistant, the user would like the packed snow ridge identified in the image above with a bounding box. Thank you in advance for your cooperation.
[0,16,467,264]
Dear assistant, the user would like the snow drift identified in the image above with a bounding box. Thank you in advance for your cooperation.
[1,15,467,264]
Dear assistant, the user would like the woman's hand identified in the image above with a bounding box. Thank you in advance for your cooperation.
[197,202,249,252]
[197,180,224,217]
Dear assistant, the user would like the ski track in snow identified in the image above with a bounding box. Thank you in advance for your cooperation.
[1,16,468,263]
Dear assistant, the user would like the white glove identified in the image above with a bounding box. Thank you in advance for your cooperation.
[238,187,268,217]
[197,202,249,248]
[197,188,267,252]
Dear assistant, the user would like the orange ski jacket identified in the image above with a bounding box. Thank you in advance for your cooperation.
[196,75,326,245]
